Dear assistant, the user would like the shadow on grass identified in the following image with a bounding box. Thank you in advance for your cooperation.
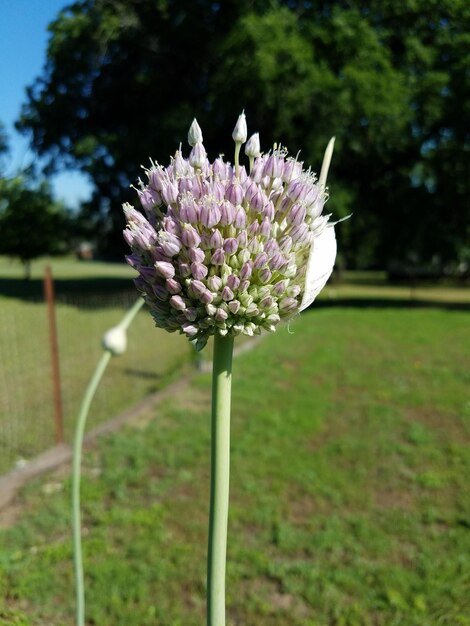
[1,275,468,312]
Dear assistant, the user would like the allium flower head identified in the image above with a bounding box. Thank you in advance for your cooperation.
[124,113,337,350]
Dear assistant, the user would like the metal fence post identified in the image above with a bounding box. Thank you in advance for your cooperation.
[44,265,64,444]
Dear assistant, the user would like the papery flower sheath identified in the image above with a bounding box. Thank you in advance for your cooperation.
[124,114,337,350]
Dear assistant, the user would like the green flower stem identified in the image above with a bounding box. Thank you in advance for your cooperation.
[207,334,234,626]
[72,350,111,626]
[234,143,241,178]
[72,297,144,626]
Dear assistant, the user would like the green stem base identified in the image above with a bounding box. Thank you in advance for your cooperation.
[207,334,234,626]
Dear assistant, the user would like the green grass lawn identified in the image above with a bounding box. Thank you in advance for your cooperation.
[0,296,469,625]
[0,256,193,472]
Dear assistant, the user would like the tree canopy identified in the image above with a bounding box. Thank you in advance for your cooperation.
[17,0,470,271]
[0,176,70,277]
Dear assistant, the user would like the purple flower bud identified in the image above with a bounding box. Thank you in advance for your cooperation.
[200,200,221,228]
[134,276,148,293]
[209,230,223,249]
[226,182,244,206]
[247,237,262,254]
[239,261,253,280]
[159,233,182,257]
[263,155,284,179]
[213,158,230,181]
[180,199,199,224]
[126,254,142,269]
[179,262,191,277]
[248,221,259,237]
[215,308,228,322]
[154,261,175,279]
[279,297,299,313]
[210,181,225,202]
[123,229,135,247]
[239,279,250,293]
[210,248,225,265]
[170,295,186,311]
[226,274,240,290]
[223,238,238,255]
[219,201,235,226]
[282,158,302,182]
[290,223,310,245]
[190,280,206,298]
[259,268,272,283]
[181,224,201,248]
[259,295,274,309]
[228,300,241,314]
[189,142,208,169]
[288,285,301,298]
[200,288,214,304]
[234,207,247,229]
[221,286,234,301]
[188,247,206,263]
[139,188,161,211]
[178,178,193,194]
[254,252,268,269]
[237,231,248,248]
[191,262,208,280]
[161,180,179,205]
[259,218,271,238]
[182,324,199,337]
[148,166,166,191]
[166,278,182,294]
[250,155,267,182]
[269,252,286,271]
[264,240,279,255]
[162,216,180,235]
[289,203,307,226]
[184,308,198,321]
[153,284,169,300]
[207,275,222,292]
[279,235,293,254]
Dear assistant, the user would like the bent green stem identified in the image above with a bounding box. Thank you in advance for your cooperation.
[207,334,234,626]
[72,297,144,626]
[72,350,111,626]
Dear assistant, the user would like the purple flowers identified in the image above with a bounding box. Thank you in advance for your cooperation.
[124,113,337,350]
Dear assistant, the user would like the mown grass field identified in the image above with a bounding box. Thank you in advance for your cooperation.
[0,264,469,625]
[0,256,193,472]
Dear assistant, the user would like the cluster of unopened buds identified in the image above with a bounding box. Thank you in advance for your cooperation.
[124,112,337,350]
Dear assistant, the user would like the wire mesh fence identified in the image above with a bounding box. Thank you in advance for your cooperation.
[0,287,192,475]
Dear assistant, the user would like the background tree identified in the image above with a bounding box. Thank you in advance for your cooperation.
[16,0,470,272]
[0,176,70,278]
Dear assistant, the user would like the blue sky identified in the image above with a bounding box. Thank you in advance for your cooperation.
[0,0,92,208]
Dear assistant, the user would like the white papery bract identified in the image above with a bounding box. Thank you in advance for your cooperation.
[124,115,336,350]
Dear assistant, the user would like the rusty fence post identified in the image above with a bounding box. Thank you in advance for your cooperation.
[44,265,64,444]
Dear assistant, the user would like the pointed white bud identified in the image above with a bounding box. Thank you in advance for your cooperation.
[188,118,203,147]
[102,325,127,355]
[319,136,335,189]
[232,111,247,143]
[245,132,261,158]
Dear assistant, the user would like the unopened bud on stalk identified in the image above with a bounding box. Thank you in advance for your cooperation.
[102,325,127,356]
[188,118,203,147]
[232,111,247,144]
[245,133,261,158]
